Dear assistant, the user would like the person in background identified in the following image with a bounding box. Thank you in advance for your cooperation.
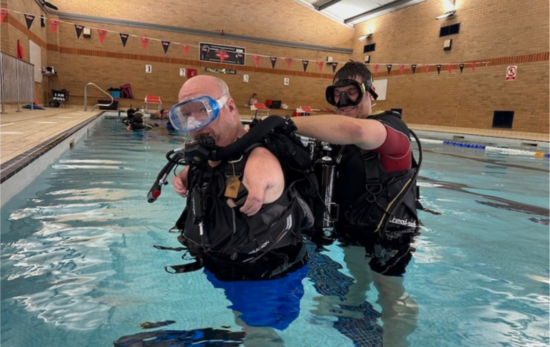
[249,93,258,106]
[151,109,169,120]
[169,75,312,341]
[292,61,420,347]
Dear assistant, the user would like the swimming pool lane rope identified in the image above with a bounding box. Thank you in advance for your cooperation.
[417,138,550,158]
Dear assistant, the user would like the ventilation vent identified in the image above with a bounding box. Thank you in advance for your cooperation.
[440,23,460,37]
[492,111,514,129]
[363,43,376,53]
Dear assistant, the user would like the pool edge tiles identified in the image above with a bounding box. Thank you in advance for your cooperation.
[0,112,104,208]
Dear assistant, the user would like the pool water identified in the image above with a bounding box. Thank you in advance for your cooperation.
[1,115,548,347]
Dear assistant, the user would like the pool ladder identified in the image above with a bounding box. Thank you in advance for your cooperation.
[84,82,114,111]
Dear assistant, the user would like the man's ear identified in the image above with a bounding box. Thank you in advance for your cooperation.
[226,97,236,112]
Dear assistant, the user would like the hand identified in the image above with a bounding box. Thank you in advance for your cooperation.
[239,192,264,216]
[172,167,189,198]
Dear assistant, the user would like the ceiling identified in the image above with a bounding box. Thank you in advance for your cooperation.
[293,0,428,26]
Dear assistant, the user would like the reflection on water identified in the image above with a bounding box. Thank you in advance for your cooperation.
[1,118,549,347]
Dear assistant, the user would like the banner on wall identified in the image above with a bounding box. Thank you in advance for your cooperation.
[204,67,237,75]
[199,42,245,65]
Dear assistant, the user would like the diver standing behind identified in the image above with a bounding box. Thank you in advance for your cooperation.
[292,61,420,347]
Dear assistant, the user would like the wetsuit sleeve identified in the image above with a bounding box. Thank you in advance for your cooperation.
[372,124,411,172]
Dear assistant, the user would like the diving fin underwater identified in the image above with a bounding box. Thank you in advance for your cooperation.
[114,327,246,346]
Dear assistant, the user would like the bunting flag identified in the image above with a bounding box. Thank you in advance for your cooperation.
[472,62,476,73]
[373,63,379,74]
[411,64,417,74]
[424,64,430,73]
[17,39,24,59]
[75,24,84,39]
[436,64,442,74]
[399,64,405,75]
[331,62,338,73]
[161,40,170,54]
[386,64,393,75]
[302,60,309,72]
[120,33,129,47]
[24,14,35,30]
[285,58,293,70]
[270,56,277,68]
[0,8,7,23]
[141,37,149,50]
[253,55,260,67]
[447,64,453,74]
[49,19,59,34]
[459,63,465,73]
[316,61,324,72]
[182,44,190,56]
[98,29,107,44]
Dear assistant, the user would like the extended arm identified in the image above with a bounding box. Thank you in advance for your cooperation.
[292,114,388,150]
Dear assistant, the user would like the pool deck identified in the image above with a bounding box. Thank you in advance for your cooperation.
[1,104,548,178]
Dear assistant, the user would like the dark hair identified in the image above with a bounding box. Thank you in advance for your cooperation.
[333,61,372,83]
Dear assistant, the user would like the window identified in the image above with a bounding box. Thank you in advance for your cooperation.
[363,43,376,53]
[440,23,460,37]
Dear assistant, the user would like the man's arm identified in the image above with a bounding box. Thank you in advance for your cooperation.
[292,114,388,150]
[240,146,285,216]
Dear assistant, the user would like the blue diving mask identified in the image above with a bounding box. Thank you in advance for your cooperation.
[168,95,229,133]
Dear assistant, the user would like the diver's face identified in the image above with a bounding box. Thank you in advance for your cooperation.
[333,78,373,118]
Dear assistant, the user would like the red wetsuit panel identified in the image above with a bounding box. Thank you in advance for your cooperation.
[372,124,411,172]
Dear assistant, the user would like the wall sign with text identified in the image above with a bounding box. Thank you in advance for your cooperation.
[199,43,245,65]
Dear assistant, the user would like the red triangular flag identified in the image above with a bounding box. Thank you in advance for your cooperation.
[140,37,149,50]
[317,61,324,72]
[436,64,442,74]
[411,64,417,74]
[302,60,309,72]
[471,62,476,73]
[120,33,129,47]
[373,63,379,74]
[270,56,277,68]
[17,39,24,59]
[424,64,430,73]
[253,55,260,68]
[161,41,170,54]
[447,64,453,74]
[399,64,405,75]
[386,64,393,75]
[459,63,465,73]
[331,62,338,73]
[24,14,35,30]
[0,8,7,23]
[98,29,107,44]
[49,19,59,34]
[182,44,190,56]
[74,24,84,39]
[285,58,293,70]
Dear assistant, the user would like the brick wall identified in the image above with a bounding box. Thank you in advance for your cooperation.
[2,0,548,133]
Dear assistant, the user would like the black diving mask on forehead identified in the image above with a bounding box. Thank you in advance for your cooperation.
[325,78,378,108]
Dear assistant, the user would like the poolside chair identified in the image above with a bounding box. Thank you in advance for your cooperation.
[296,106,315,116]
[144,95,162,111]
[250,103,270,118]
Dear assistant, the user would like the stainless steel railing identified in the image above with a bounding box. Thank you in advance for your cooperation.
[84,82,113,111]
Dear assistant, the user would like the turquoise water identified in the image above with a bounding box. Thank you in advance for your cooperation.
[1,115,548,347]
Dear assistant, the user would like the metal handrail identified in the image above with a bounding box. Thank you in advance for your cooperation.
[84,82,114,111]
